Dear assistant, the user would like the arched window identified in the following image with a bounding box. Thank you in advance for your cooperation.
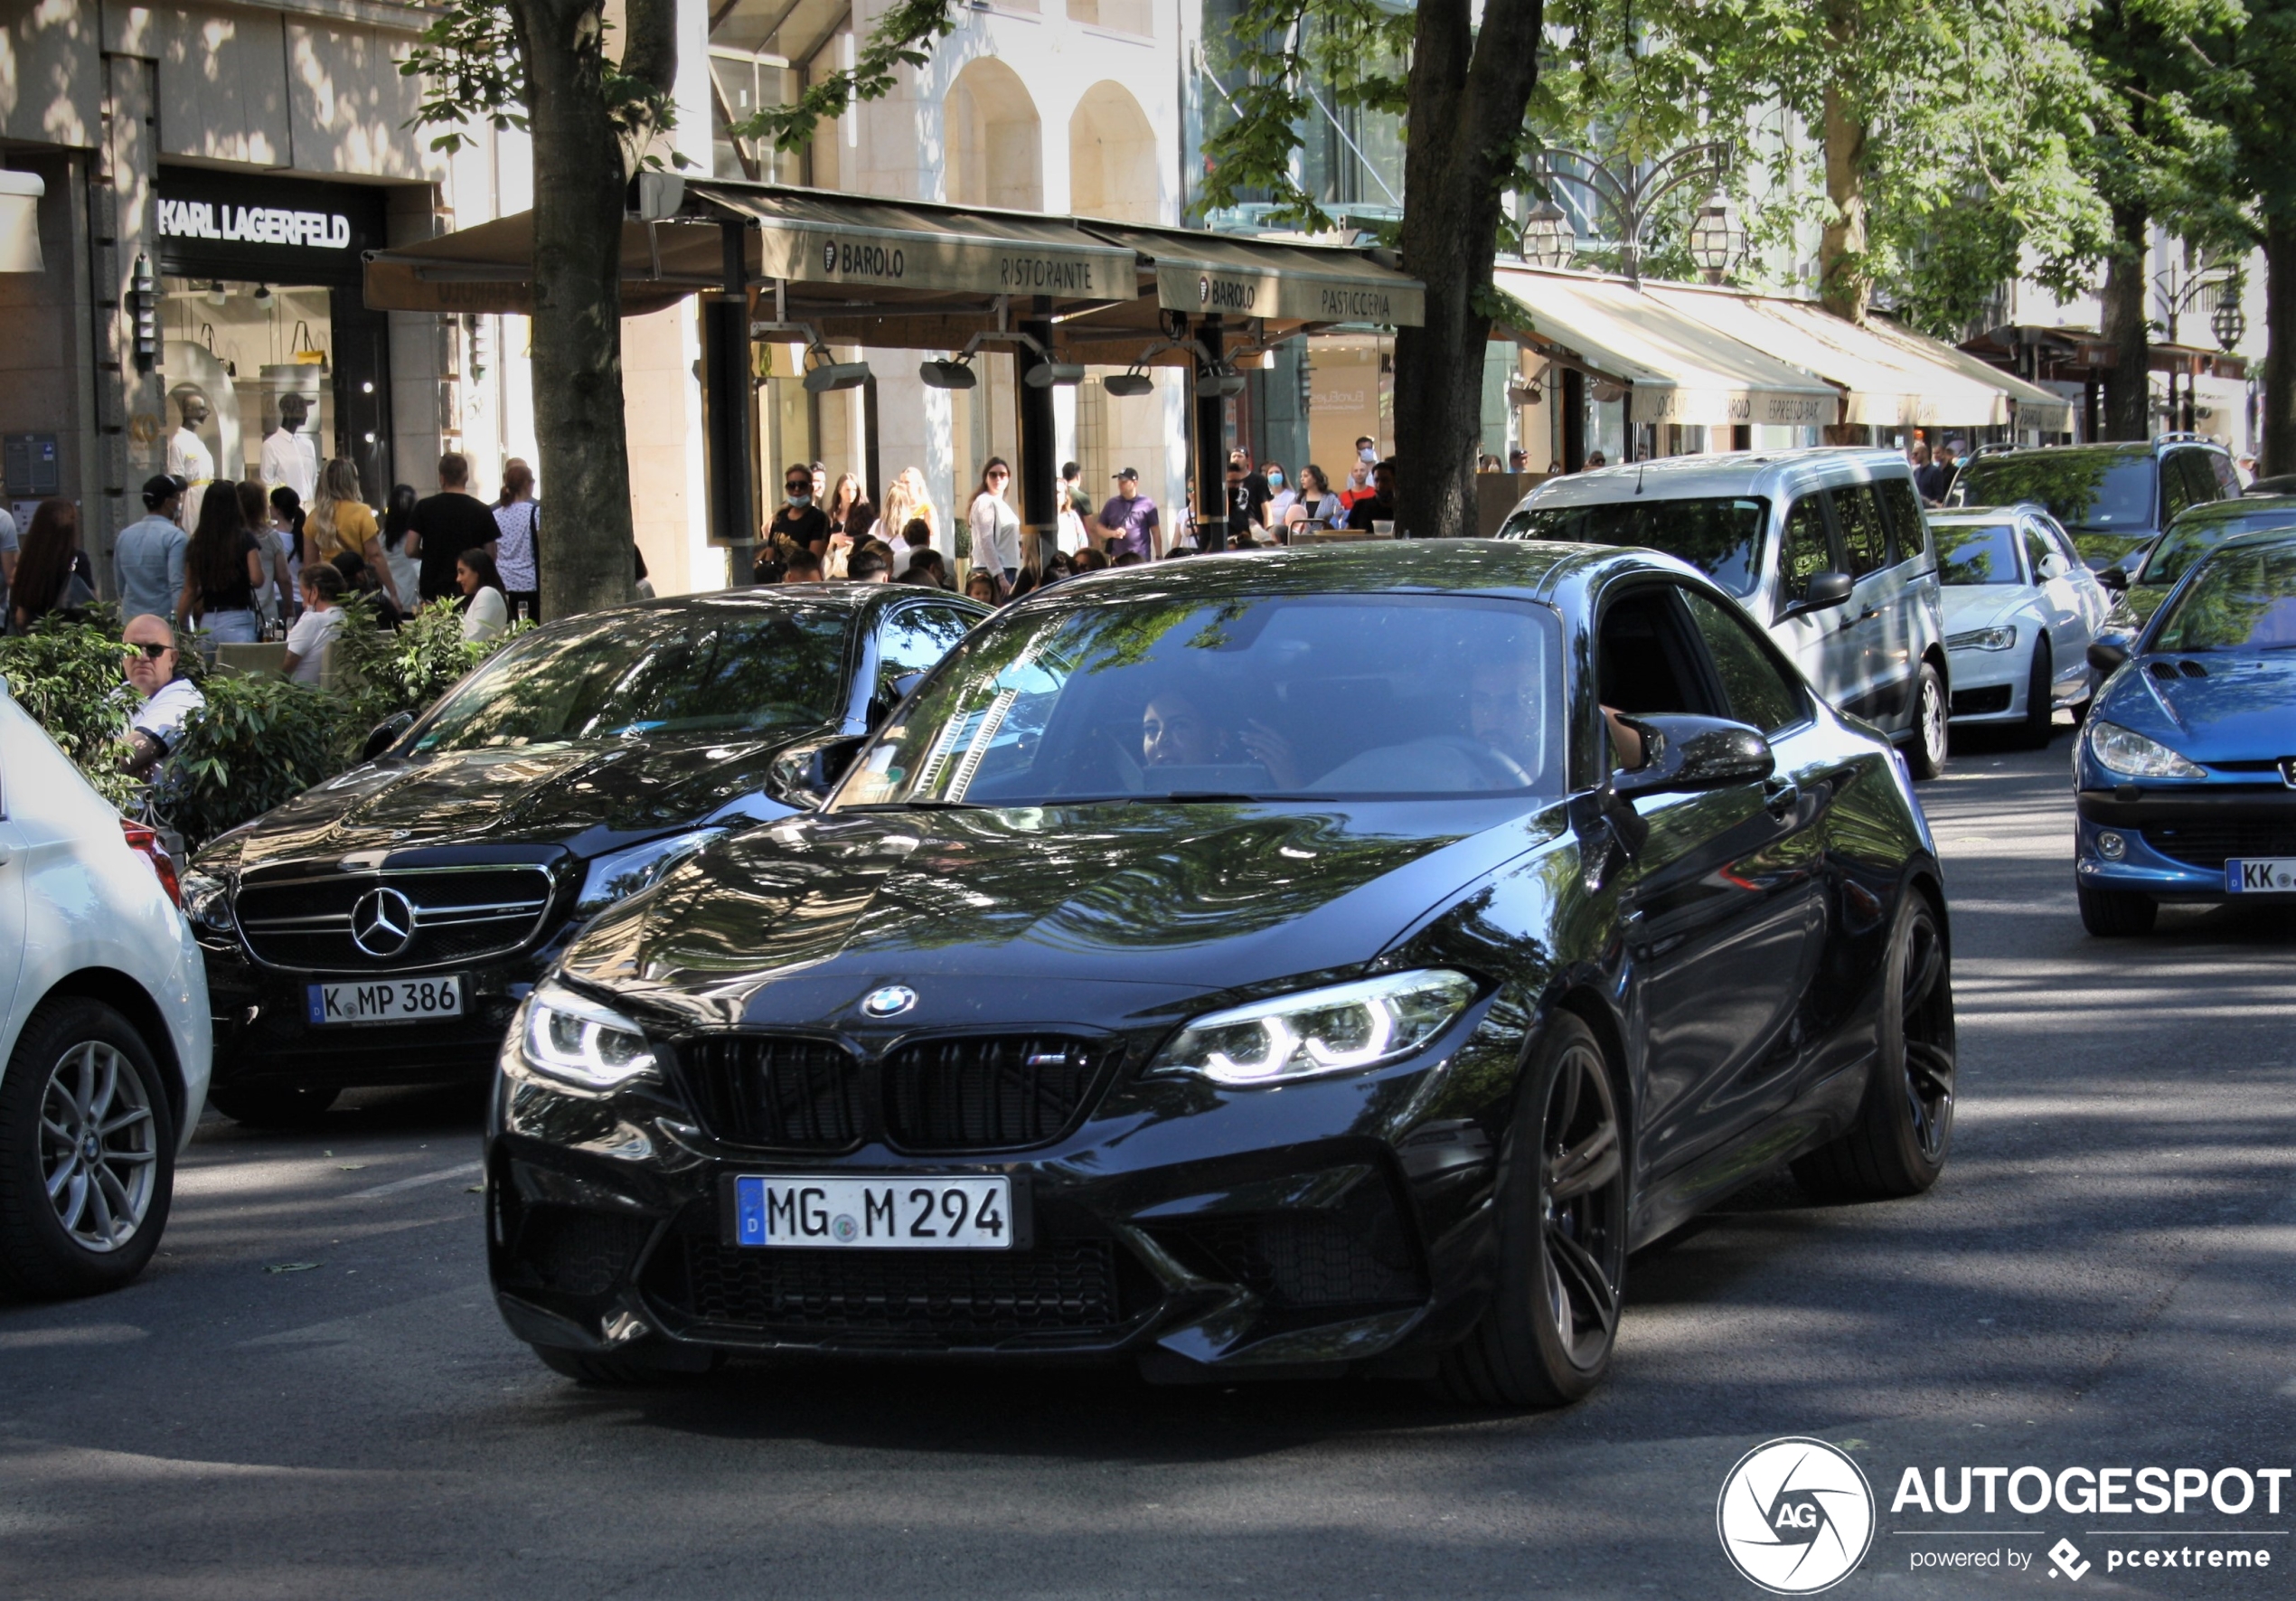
[947,59,1043,212]
[1068,83,1160,223]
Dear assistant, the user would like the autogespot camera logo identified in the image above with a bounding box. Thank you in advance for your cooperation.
[1717,1437,1877,1594]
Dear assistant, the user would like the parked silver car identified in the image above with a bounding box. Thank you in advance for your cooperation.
[1500,448,1952,777]
[1930,504,2112,745]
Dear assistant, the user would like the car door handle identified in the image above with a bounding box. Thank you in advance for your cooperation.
[1764,778,1800,819]
[1838,606,1880,630]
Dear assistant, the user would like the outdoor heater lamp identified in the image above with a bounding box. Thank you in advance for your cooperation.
[1024,361,1087,389]
[1102,370,1154,397]
[917,358,978,390]
[802,356,871,392]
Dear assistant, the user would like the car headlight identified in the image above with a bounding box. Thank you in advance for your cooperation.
[519,980,657,1090]
[1152,969,1478,1087]
[1946,625,2018,652]
[180,870,235,935]
[2086,720,2206,780]
[574,828,725,918]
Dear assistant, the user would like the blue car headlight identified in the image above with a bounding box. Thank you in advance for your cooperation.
[2085,720,2205,780]
[574,827,725,918]
[1153,969,1477,1087]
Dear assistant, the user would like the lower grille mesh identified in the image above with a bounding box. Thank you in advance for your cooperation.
[2141,820,2296,871]
[653,1235,1126,1337]
[1179,1213,1423,1308]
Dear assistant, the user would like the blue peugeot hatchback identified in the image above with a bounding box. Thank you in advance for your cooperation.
[2075,527,2296,934]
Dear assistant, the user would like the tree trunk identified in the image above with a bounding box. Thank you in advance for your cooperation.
[1818,1,1868,324]
[2266,214,2296,476]
[509,0,673,618]
[2099,202,2151,440]
[1392,0,1546,541]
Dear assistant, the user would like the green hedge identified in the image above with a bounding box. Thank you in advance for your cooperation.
[0,601,522,854]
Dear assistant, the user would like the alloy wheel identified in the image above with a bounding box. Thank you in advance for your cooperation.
[1539,1039,1626,1372]
[1919,673,1948,770]
[38,1041,159,1254]
[1898,909,1955,1163]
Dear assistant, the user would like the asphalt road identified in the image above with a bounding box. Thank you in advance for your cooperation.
[5,730,2292,1600]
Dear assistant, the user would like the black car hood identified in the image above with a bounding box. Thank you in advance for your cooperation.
[216,730,821,872]
[560,799,1566,1028]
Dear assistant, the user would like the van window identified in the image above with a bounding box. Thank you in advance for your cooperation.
[2160,452,2201,525]
[1506,497,1772,598]
[1831,485,1894,578]
[1779,495,1836,602]
[2207,452,2240,498]
[1877,478,1929,566]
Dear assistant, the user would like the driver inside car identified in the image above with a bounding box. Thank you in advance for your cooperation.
[1467,654,1646,777]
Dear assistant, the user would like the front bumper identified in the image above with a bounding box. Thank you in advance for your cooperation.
[1946,645,2031,724]
[2074,786,2296,899]
[485,1001,1527,1380]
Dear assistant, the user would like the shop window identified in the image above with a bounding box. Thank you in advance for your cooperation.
[163,277,334,500]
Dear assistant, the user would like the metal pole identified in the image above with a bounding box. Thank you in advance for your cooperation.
[1194,317,1228,552]
[862,372,881,514]
[703,219,757,586]
[1018,304,1058,570]
[1562,368,1587,472]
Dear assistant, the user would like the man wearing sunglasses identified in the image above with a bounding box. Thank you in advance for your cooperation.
[118,614,205,780]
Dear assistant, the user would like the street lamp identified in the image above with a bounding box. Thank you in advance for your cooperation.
[1520,201,1576,270]
[2210,282,2246,353]
[1688,193,1746,285]
[1520,142,1732,287]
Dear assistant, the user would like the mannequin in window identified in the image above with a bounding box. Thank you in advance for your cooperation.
[167,391,216,486]
[262,391,319,505]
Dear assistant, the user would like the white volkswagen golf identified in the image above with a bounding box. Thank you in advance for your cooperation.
[0,679,210,1298]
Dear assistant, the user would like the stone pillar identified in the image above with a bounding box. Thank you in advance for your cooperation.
[94,52,165,586]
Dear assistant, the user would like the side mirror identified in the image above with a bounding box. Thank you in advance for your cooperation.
[2086,639,2130,676]
[768,734,870,807]
[361,712,414,763]
[1783,570,1855,618]
[1612,712,1776,803]
[2095,566,2128,594]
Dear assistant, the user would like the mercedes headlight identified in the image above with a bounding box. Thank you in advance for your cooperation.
[2086,720,2205,780]
[1153,969,1478,1087]
[1946,625,2018,652]
[519,980,657,1090]
[574,828,724,918]
[179,870,235,935]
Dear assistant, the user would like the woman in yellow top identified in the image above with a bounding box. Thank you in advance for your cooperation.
[304,457,406,613]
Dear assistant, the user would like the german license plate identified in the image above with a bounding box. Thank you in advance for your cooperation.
[306,976,466,1024]
[2227,857,2296,893]
[732,1175,1012,1249]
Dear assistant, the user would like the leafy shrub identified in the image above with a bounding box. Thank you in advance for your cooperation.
[151,675,353,852]
[0,615,142,807]
[330,596,511,743]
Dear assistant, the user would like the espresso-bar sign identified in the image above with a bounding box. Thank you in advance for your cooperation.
[159,198,352,250]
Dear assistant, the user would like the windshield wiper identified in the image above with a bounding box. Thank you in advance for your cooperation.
[837,799,984,812]
[1133,791,1280,804]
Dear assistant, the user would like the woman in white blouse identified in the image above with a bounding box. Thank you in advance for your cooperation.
[967,457,1021,588]
[456,547,509,641]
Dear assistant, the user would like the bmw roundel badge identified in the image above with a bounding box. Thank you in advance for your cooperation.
[861,984,917,1018]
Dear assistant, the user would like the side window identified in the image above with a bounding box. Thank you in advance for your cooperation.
[1596,587,1721,721]
[1778,494,1837,603]
[875,606,976,698]
[2160,452,2200,524]
[2022,525,2055,582]
[1877,478,1929,566]
[2207,451,2240,499]
[1682,590,1806,734]
[1830,484,1893,578]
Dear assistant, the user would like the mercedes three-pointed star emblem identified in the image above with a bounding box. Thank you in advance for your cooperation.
[349,886,417,959]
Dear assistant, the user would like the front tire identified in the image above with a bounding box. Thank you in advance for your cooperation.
[206,1083,340,1128]
[1905,662,1949,779]
[2078,881,2158,937]
[0,999,177,1299]
[1439,1011,1627,1408]
[1793,890,1955,1201]
[2017,641,2056,749]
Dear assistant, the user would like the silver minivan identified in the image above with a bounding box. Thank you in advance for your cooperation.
[1498,448,1951,777]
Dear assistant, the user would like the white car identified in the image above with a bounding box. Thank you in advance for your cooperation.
[1929,504,2112,747]
[0,679,211,1298]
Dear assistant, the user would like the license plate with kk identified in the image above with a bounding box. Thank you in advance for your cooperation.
[2225,857,2296,893]
[732,1175,1012,1249]
[306,976,466,1024]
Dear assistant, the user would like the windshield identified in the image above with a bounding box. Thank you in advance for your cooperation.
[1501,497,1771,598]
[409,604,852,754]
[2141,514,2296,588]
[831,592,1567,807]
[1934,523,2021,586]
[1956,454,2152,533]
[2150,544,2296,652]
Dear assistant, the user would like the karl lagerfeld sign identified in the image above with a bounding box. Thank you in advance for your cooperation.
[158,197,353,250]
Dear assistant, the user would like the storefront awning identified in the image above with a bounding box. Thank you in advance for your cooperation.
[1491,267,1839,429]
[1865,315,2073,430]
[1645,285,2013,429]
[362,209,725,316]
[1076,222,1423,326]
[0,171,45,274]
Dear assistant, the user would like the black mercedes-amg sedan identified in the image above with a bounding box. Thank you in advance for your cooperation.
[489,542,1954,1405]
[183,586,984,1125]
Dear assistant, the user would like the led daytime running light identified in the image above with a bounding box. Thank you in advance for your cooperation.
[521,981,657,1090]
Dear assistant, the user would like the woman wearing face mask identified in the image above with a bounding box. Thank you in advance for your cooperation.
[1263,461,1298,533]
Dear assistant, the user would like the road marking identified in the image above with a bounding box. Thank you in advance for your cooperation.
[347,1160,482,1200]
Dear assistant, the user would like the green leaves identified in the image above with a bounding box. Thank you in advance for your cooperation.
[730,0,961,154]
[0,616,141,808]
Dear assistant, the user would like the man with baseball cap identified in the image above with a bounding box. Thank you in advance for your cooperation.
[1096,467,1160,561]
[115,474,189,627]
